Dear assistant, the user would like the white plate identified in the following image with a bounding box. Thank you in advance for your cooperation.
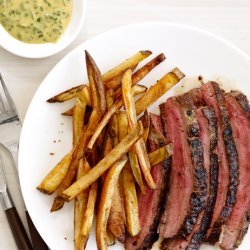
[19,22,250,250]
[0,0,86,58]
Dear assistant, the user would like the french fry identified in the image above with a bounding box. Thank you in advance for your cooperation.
[62,106,75,116]
[37,150,73,194]
[127,152,145,193]
[117,111,141,236]
[81,181,98,248]
[73,98,86,146]
[87,84,144,150]
[122,163,141,236]
[140,110,150,143]
[106,229,115,246]
[96,156,128,250]
[47,85,85,103]
[122,69,156,189]
[135,68,185,115]
[107,178,125,243]
[132,53,166,84]
[148,144,173,167]
[87,104,117,150]
[102,50,152,84]
[74,158,90,250]
[105,53,165,89]
[106,112,126,243]
[85,51,107,115]
[60,122,143,201]
[52,51,107,211]
[113,84,147,100]
[117,103,145,193]
[51,109,100,212]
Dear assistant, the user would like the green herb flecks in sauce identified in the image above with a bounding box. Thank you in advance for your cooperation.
[0,0,72,44]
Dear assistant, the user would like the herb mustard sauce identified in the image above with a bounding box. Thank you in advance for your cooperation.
[0,0,72,43]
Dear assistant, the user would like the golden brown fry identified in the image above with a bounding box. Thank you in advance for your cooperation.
[122,163,141,236]
[140,110,150,143]
[107,177,126,243]
[37,150,73,194]
[135,68,185,115]
[132,53,166,84]
[113,84,147,100]
[148,144,173,167]
[106,112,126,243]
[73,98,86,146]
[81,181,98,248]
[47,85,84,103]
[85,51,107,115]
[103,50,152,84]
[127,151,145,192]
[60,123,143,201]
[87,84,144,150]
[96,156,128,250]
[105,52,165,89]
[87,104,117,150]
[51,110,100,212]
[117,112,145,192]
[117,111,141,236]
[106,229,115,246]
[62,106,75,116]
[122,69,156,189]
[74,158,90,250]
[105,89,114,108]
[48,51,153,103]
[117,111,128,141]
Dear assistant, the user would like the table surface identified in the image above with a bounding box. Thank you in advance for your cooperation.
[0,0,250,249]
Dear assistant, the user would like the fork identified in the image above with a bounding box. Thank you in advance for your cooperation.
[0,73,48,250]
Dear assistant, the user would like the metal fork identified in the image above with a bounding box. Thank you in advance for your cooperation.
[0,73,48,250]
[0,73,20,166]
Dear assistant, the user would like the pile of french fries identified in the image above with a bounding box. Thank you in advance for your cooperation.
[37,50,184,250]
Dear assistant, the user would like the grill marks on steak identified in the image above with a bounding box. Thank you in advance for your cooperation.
[185,107,219,250]
[176,96,207,239]
[201,82,239,243]
[125,114,171,250]
[158,98,195,238]
[219,93,250,250]
[158,96,206,241]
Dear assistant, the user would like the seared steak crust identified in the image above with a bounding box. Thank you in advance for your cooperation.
[178,135,207,238]
[219,93,250,250]
[186,107,219,250]
[205,83,239,244]
[232,91,250,119]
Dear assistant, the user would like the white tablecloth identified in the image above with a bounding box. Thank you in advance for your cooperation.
[0,0,249,249]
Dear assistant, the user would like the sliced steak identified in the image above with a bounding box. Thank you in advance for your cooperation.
[125,114,171,250]
[186,107,219,250]
[219,92,250,250]
[160,106,217,250]
[158,97,206,240]
[201,82,239,244]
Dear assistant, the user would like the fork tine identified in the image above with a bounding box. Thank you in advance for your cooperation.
[0,90,7,114]
[0,73,16,113]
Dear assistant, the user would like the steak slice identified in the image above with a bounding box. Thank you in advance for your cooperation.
[125,114,171,250]
[219,92,250,250]
[161,106,217,250]
[201,82,239,244]
[186,107,219,250]
[158,97,206,240]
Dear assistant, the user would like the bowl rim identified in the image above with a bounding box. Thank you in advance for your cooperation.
[0,0,86,59]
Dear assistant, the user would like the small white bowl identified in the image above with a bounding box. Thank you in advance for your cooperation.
[0,0,86,58]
